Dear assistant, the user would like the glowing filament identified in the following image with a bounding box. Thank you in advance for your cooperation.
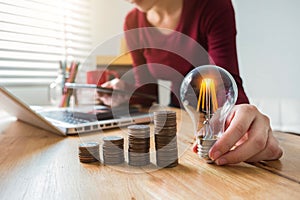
[196,78,218,118]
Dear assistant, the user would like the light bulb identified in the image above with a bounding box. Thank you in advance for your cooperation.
[180,65,238,162]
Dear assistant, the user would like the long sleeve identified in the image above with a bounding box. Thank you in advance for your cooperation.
[123,14,158,106]
[203,0,249,104]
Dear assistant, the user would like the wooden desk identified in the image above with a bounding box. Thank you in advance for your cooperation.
[0,109,300,199]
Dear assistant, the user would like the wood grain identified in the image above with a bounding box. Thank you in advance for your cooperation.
[253,131,300,183]
[0,109,300,200]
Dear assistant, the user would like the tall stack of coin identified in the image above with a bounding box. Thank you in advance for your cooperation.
[154,111,178,168]
[128,125,151,166]
[78,142,100,163]
[102,136,124,165]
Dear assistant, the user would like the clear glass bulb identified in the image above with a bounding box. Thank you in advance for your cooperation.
[180,65,238,161]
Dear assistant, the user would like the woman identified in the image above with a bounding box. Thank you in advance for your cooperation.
[99,0,283,165]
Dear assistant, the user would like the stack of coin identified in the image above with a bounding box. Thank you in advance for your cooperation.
[154,111,178,168]
[102,136,124,165]
[128,125,151,166]
[78,142,100,163]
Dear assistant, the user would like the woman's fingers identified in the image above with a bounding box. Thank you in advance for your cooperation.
[192,141,198,153]
[98,94,112,105]
[97,79,115,98]
[101,78,120,88]
[209,105,257,161]
[245,131,283,162]
[214,107,271,165]
[98,78,130,107]
[207,104,283,165]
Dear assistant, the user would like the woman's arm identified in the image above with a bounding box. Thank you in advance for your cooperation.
[124,12,159,106]
[204,0,249,104]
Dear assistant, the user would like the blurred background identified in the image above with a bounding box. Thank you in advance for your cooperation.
[0,0,299,132]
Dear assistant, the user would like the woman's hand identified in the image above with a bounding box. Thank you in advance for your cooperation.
[208,104,283,165]
[97,78,131,107]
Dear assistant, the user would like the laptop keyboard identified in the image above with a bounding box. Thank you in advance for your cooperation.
[40,111,97,124]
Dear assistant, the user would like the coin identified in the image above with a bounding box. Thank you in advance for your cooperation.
[78,142,100,163]
[127,125,151,166]
[154,111,178,168]
[102,136,125,165]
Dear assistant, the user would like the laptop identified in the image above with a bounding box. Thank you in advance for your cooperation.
[0,87,152,136]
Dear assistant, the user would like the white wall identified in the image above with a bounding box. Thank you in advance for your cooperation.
[90,0,133,55]
[233,0,300,99]
[232,0,300,133]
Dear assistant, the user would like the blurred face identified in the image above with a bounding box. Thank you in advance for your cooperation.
[125,0,157,12]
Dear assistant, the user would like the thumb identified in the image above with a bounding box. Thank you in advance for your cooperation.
[101,81,112,88]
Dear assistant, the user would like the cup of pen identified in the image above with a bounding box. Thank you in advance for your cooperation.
[49,69,67,106]
[49,61,80,107]
[86,69,119,104]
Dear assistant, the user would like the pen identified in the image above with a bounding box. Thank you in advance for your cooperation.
[64,83,157,101]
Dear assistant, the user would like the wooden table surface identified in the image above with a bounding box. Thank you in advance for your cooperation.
[0,109,299,200]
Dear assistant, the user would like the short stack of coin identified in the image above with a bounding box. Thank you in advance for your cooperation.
[78,142,100,163]
[128,125,151,166]
[102,136,124,165]
[154,111,178,168]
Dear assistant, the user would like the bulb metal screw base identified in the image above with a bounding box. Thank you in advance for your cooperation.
[197,136,217,164]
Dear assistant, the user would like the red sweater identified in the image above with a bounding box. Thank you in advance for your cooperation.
[124,0,249,107]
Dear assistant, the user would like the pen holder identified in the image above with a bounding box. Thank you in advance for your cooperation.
[49,72,65,106]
